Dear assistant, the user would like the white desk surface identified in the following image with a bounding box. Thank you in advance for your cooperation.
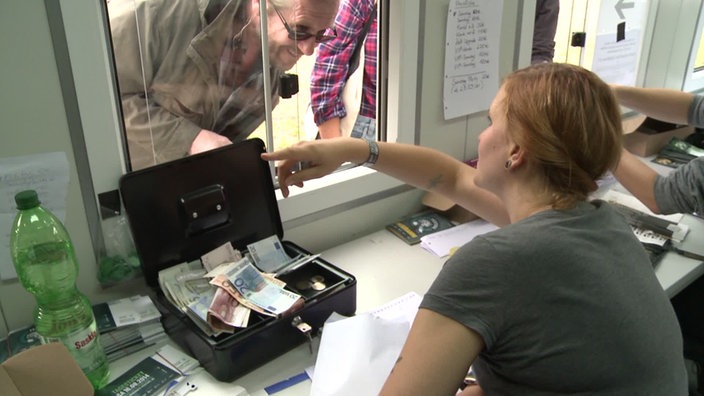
[108,229,446,395]
[109,156,704,395]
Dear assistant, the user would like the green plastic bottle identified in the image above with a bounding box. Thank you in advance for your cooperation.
[9,190,110,390]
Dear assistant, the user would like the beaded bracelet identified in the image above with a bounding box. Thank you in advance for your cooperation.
[362,139,379,167]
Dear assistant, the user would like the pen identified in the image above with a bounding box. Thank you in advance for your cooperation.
[263,371,310,394]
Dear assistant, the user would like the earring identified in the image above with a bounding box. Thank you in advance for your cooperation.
[504,159,512,169]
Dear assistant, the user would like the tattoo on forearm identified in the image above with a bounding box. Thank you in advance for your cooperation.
[427,174,443,190]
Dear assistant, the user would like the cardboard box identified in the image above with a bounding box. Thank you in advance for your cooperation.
[422,191,479,224]
[421,159,479,224]
[0,343,93,396]
[622,114,695,157]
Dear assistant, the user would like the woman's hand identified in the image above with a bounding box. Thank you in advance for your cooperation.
[261,138,366,197]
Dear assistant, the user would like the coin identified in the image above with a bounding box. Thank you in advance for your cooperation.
[310,275,325,283]
[311,281,326,291]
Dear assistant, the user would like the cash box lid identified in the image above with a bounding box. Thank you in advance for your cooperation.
[119,139,282,287]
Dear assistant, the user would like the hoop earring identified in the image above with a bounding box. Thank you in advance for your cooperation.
[504,159,512,169]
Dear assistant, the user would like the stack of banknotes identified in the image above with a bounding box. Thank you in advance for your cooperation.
[157,236,312,336]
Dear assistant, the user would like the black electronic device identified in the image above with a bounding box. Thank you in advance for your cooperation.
[279,73,299,98]
[119,138,356,382]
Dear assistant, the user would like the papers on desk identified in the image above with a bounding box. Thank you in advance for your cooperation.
[310,292,421,396]
[601,190,689,244]
[602,189,683,223]
[420,219,499,257]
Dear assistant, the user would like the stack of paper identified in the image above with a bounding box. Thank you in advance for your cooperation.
[420,219,499,257]
[93,295,167,362]
[309,292,422,396]
[0,295,166,364]
[601,190,688,243]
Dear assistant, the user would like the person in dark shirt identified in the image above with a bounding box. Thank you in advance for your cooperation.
[263,63,687,395]
[612,84,704,394]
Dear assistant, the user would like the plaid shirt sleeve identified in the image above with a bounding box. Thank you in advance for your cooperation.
[309,0,376,126]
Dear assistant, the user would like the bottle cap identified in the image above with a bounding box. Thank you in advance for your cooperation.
[15,190,41,210]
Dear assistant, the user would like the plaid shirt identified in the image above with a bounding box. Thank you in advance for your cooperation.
[310,0,377,126]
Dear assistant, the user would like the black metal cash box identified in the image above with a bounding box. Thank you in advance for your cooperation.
[119,138,357,382]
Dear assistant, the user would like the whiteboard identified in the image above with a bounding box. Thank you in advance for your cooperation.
[443,0,503,120]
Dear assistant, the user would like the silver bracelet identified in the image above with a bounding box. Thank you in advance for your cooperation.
[362,139,379,167]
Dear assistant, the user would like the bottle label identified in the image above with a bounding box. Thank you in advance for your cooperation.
[41,320,106,372]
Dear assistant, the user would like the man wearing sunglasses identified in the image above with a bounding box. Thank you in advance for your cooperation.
[109,0,339,171]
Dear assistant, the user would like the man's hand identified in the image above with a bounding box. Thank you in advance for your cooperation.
[189,129,232,155]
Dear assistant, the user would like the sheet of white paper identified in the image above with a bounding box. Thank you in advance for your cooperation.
[310,312,411,396]
[0,152,70,279]
[310,294,421,396]
[590,30,641,86]
[153,344,200,374]
[589,0,649,86]
[108,295,161,327]
[369,291,422,324]
[420,219,499,257]
[631,226,670,247]
[443,0,503,119]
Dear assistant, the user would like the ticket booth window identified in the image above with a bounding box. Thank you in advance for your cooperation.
[105,0,382,172]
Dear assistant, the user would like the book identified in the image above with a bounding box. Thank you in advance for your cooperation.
[93,295,161,333]
[96,356,179,396]
[652,137,704,168]
[385,210,455,245]
[0,325,42,363]
[96,344,199,396]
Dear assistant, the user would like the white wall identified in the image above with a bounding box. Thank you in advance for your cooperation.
[0,1,144,336]
[0,1,71,336]
[642,0,699,89]
[417,2,530,159]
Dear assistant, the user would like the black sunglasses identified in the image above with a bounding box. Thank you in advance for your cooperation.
[273,5,337,43]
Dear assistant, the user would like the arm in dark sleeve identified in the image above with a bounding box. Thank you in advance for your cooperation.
[654,156,704,215]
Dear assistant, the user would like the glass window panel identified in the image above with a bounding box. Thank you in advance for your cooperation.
[694,33,704,72]
[690,3,704,73]
[106,0,380,172]
[683,2,704,92]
